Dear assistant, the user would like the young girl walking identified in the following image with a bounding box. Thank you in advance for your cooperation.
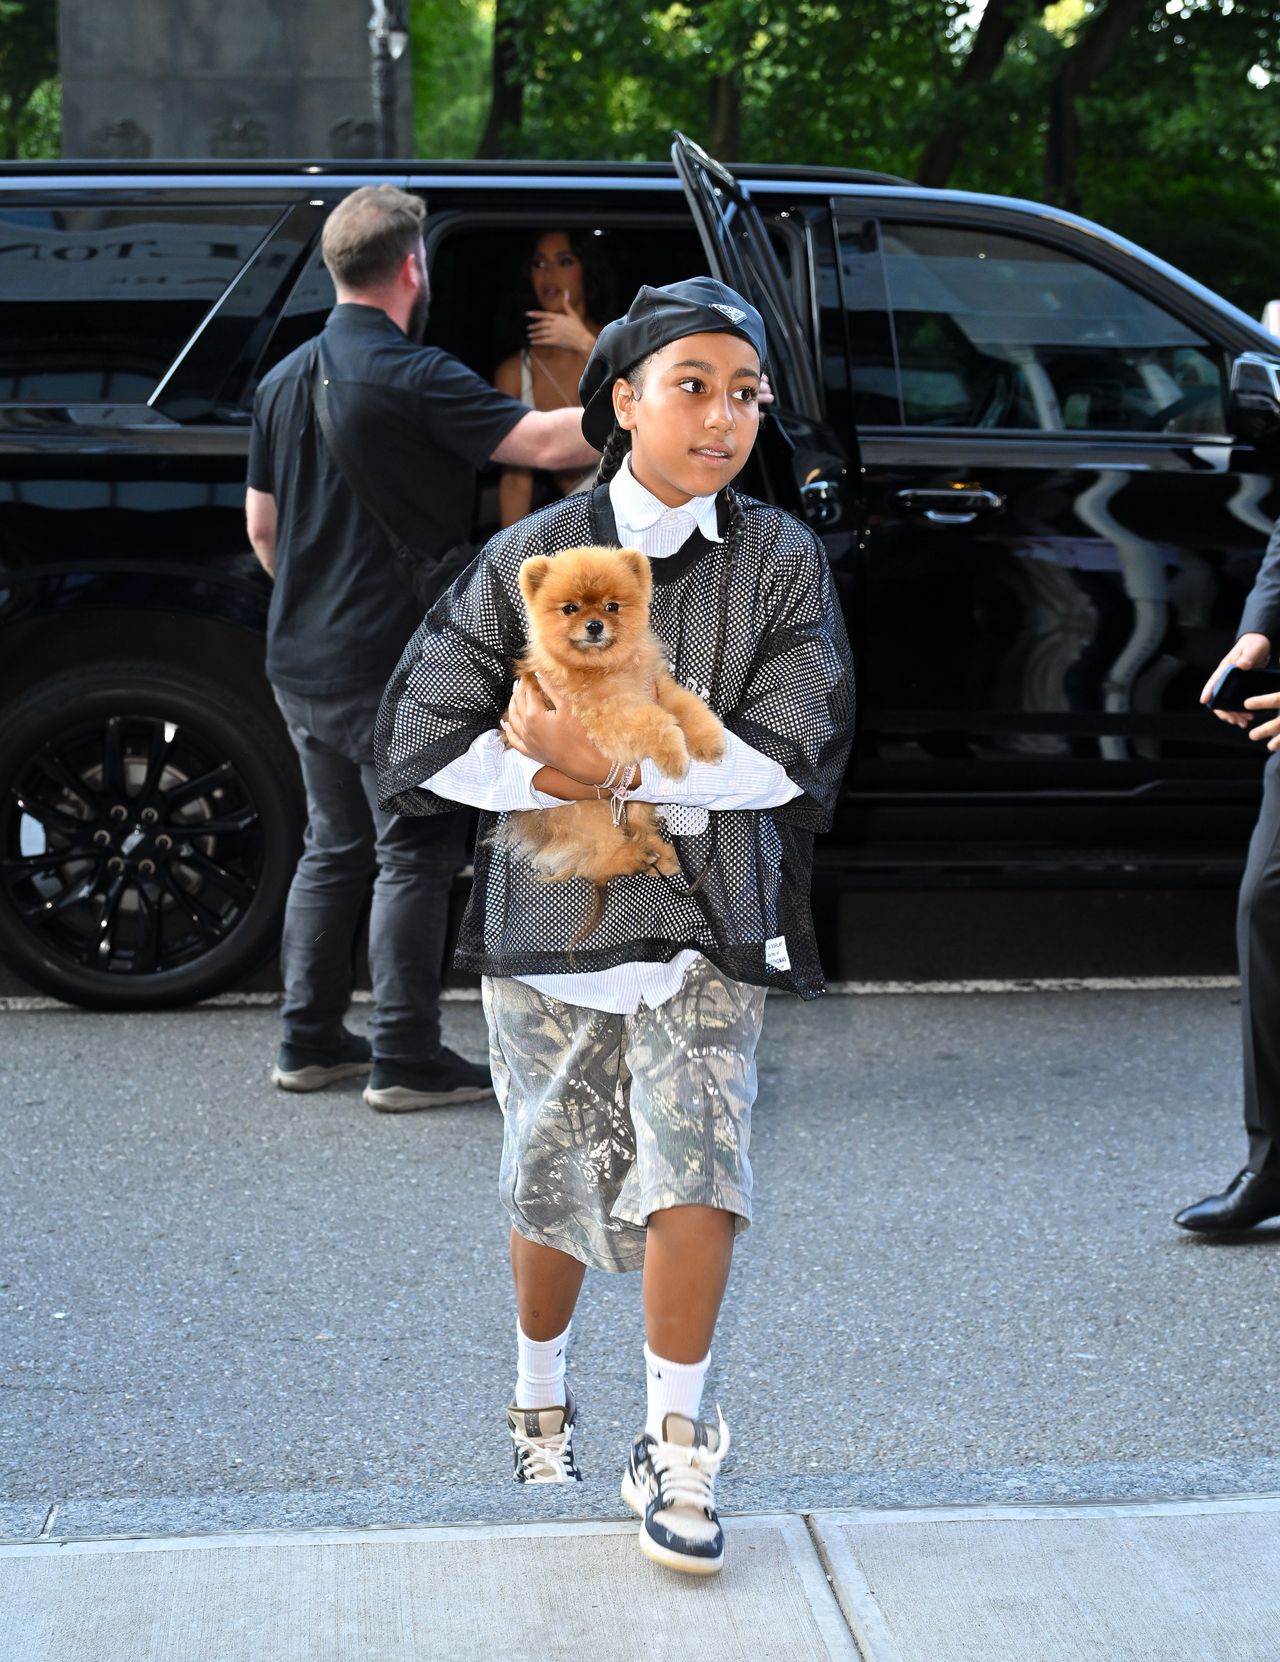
[376,277,854,1576]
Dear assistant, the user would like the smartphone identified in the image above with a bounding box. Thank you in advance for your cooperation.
[1208,664,1280,712]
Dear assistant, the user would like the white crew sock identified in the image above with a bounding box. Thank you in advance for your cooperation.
[644,1343,711,1440]
[514,1319,571,1410]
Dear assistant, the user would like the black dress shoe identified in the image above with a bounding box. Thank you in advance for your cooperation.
[1174,1168,1280,1232]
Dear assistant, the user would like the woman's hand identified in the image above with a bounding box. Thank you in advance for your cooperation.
[501,674,610,783]
[526,293,596,355]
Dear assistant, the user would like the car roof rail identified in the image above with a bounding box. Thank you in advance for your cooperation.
[0,156,921,188]
[735,161,917,187]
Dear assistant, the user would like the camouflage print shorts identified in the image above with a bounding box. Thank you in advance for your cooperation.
[482,956,768,1273]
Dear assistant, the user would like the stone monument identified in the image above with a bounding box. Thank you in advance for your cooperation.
[58,0,413,161]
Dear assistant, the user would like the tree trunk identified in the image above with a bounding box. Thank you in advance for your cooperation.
[709,71,741,161]
[475,0,526,160]
[1043,0,1149,208]
[916,0,1054,188]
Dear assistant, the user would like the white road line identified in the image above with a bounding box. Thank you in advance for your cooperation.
[0,976,1240,1013]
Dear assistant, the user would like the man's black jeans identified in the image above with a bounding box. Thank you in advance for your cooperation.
[273,684,468,1065]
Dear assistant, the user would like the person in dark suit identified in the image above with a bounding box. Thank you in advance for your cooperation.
[1177,516,1280,1231]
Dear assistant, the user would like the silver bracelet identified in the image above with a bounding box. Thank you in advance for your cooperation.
[594,761,623,798]
[609,762,639,826]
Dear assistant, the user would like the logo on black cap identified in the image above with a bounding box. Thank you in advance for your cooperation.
[711,303,748,324]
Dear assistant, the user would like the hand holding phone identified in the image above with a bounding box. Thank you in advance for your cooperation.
[1207,664,1280,712]
[1202,634,1275,729]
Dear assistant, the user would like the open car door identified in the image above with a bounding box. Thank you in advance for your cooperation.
[672,132,849,531]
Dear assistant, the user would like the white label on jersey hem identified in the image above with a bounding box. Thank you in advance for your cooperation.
[765,936,791,971]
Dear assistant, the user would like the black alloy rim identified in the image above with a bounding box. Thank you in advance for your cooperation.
[1,713,265,980]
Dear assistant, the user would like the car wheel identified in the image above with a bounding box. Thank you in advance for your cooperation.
[0,665,303,1009]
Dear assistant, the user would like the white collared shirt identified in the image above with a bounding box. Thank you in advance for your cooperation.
[423,457,802,1012]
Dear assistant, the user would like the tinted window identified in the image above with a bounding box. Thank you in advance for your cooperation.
[0,205,278,404]
[253,247,337,383]
[834,217,900,426]
[879,222,1228,435]
[251,217,710,393]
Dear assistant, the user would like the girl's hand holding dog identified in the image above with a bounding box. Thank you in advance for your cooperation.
[502,673,615,787]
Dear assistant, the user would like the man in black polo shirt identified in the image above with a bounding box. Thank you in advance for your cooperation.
[245,185,597,1111]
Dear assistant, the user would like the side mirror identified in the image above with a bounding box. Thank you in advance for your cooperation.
[1261,300,1280,339]
[794,451,847,528]
[1229,352,1280,445]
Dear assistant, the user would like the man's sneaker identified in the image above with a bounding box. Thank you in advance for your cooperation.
[271,1030,372,1092]
[506,1390,583,1484]
[362,1047,495,1112]
[620,1409,730,1576]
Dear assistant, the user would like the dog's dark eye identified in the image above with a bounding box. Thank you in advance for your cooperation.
[604,602,620,613]
[560,603,579,615]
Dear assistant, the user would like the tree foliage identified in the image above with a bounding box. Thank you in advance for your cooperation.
[0,0,58,159]
[2,3,1273,314]
[408,0,1280,315]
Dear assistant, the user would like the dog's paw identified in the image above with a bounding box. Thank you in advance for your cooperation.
[635,831,680,876]
[685,731,726,765]
[647,732,692,779]
[653,842,682,876]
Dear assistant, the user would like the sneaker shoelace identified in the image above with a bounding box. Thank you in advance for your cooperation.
[650,1409,730,1516]
[512,1418,577,1483]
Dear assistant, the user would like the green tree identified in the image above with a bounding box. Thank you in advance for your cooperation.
[411,0,493,158]
[410,0,1279,312]
[0,0,58,159]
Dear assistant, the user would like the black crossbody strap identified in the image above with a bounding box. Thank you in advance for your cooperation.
[311,340,417,570]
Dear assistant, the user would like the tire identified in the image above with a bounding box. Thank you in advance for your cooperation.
[0,664,304,1009]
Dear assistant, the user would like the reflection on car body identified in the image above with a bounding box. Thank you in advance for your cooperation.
[1,138,1279,1008]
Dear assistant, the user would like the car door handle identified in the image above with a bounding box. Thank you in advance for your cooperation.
[894,487,1005,525]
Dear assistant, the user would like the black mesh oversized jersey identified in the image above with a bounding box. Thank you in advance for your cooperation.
[374,486,855,999]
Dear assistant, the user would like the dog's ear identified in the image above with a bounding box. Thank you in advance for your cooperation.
[519,556,554,602]
[618,547,651,598]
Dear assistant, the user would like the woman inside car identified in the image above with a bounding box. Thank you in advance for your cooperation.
[493,229,614,527]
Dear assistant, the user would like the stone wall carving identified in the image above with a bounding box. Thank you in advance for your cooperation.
[59,0,413,160]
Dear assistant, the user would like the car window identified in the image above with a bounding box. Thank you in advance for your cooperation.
[850,219,1228,435]
[250,216,711,399]
[252,246,337,385]
[0,204,279,405]
[833,215,900,426]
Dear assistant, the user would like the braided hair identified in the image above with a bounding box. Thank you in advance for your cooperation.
[722,483,746,547]
[593,352,647,487]
[594,422,632,486]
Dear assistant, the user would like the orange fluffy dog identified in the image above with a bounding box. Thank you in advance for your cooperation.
[495,544,725,894]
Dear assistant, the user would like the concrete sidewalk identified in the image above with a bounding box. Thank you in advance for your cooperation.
[3,1494,1278,1661]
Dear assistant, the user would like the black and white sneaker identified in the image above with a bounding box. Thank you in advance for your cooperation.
[620,1409,729,1575]
[363,1048,495,1112]
[271,1030,372,1092]
[506,1388,583,1484]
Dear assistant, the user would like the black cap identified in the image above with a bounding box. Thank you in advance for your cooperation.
[578,277,766,449]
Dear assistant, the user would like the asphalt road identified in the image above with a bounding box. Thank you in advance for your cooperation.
[3,985,1278,1541]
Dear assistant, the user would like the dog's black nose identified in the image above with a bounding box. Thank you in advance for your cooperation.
[585,618,604,636]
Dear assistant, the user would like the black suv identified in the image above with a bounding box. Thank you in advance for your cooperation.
[4,138,1280,1008]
